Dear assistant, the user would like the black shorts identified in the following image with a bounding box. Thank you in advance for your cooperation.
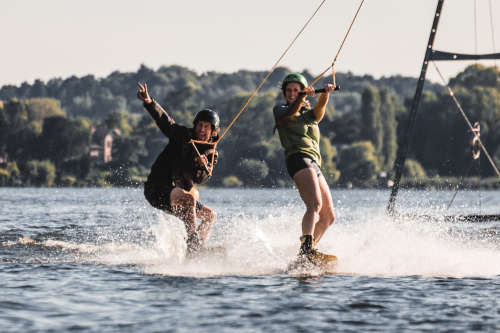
[144,182,204,215]
[285,153,322,178]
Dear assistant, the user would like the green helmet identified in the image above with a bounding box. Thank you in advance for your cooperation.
[281,73,308,92]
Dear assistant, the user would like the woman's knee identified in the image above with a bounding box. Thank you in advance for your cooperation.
[323,209,335,226]
[328,211,336,225]
[305,197,322,214]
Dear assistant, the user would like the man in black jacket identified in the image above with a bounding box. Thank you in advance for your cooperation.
[137,82,219,254]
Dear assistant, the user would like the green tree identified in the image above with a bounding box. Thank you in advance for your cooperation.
[2,100,39,162]
[213,91,279,186]
[328,111,361,144]
[449,64,499,89]
[6,161,20,185]
[380,89,398,170]
[37,116,91,168]
[237,158,269,186]
[60,175,77,187]
[494,149,500,170]
[105,134,147,187]
[360,86,383,155]
[110,136,146,167]
[403,159,427,179]
[85,169,110,187]
[0,169,8,186]
[320,137,340,184]
[402,90,444,175]
[338,141,381,186]
[104,110,135,136]
[222,175,243,187]
[164,80,201,124]
[24,160,56,187]
[132,115,169,168]
[25,98,65,122]
[60,154,92,181]
[2,64,499,187]
[0,103,7,157]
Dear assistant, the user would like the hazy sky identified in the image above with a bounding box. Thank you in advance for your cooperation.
[1,0,498,86]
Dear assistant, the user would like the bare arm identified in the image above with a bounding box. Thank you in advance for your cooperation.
[312,84,336,123]
[275,87,314,127]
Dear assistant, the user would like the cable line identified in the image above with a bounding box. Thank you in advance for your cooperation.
[308,0,366,88]
[214,0,329,144]
[432,61,500,181]
[190,0,330,175]
[190,0,367,176]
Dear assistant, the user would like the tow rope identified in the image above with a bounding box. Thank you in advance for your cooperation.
[191,0,367,176]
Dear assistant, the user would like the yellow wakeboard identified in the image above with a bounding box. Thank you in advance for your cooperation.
[286,251,338,274]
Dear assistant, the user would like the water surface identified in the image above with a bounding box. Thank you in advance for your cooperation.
[1,188,499,332]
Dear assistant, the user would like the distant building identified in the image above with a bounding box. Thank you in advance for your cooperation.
[89,128,121,164]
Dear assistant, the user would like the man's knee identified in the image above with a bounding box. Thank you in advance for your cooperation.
[177,191,196,207]
[201,207,216,223]
[208,209,216,222]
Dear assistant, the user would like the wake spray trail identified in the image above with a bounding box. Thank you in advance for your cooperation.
[94,210,500,278]
[4,210,498,278]
[328,215,500,277]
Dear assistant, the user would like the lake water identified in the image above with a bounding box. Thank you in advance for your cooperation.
[1,187,499,332]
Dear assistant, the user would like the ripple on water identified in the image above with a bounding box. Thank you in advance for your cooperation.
[0,188,499,332]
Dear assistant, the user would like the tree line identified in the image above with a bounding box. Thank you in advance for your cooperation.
[0,64,499,188]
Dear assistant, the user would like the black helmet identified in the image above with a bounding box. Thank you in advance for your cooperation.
[193,109,220,130]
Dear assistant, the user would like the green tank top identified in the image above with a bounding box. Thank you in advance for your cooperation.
[273,104,322,166]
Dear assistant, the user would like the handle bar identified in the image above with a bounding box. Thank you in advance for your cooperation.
[312,86,340,93]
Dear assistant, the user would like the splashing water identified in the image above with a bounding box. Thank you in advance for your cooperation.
[7,212,497,278]
[2,188,499,278]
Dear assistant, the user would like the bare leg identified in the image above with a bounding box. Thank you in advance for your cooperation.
[196,205,217,242]
[312,174,335,243]
[170,187,197,237]
[293,168,322,236]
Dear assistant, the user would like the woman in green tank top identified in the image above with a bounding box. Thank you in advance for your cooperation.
[273,73,336,263]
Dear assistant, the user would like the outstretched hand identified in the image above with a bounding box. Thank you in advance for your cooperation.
[137,82,152,104]
[323,83,336,94]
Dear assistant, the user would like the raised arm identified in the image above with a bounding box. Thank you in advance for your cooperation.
[137,82,176,137]
[312,84,336,123]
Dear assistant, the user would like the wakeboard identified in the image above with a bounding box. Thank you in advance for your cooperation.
[286,252,338,274]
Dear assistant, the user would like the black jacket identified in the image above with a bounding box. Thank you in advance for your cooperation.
[144,100,218,189]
